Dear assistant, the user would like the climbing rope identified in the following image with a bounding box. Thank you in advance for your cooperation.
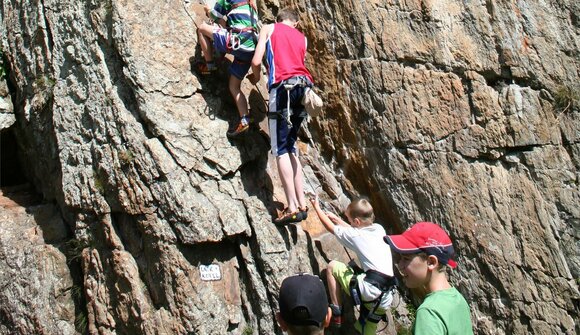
[183,0,200,29]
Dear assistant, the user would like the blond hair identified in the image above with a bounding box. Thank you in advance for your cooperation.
[346,198,375,225]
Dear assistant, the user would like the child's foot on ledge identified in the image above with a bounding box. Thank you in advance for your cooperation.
[227,119,249,137]
[273,208,306,225]
[194,61,217,75]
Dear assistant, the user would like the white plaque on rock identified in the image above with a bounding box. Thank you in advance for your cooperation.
[200,264,221,281]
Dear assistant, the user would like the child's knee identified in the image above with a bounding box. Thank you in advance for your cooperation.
[198,23,213,37]
[229,86,242,98]
[229,78,242,93]
[327,260,338,272]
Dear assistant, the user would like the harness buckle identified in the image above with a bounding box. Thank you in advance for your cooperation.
[229,33,241,50]
[349,275,362,306]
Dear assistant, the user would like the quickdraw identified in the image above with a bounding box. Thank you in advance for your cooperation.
[226,27,256,51]
[267,76,312,127]
[225,0,259,51]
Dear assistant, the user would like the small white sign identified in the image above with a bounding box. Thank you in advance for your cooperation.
[200,264,221,281]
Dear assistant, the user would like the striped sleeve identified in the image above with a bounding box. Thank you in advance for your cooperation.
[210,0,230,22]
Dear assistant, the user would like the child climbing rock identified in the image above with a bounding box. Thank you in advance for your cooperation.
[196,0,258,137]
[310,196,396,334]
[248,7,314,224]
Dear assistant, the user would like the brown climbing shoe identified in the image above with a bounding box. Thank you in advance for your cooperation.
[195,61,217,75]
[227,120,249,137]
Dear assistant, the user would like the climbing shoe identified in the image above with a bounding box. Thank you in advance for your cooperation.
[227,117,250,137]
[227,120,249,137]
[195,61,217,75]
[329,304,342,330]
[298,206,308,220]
[274,208,304,225]
[330,314,342,329]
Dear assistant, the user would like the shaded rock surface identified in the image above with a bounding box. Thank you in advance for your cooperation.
[0,80,14,129]
[0,185,75,335]
[0,0,578,334]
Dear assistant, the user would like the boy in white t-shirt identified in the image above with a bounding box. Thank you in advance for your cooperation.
[310,196,396,335]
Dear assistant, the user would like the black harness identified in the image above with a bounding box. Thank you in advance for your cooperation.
[349,269,398,325]
[267,76,313,126]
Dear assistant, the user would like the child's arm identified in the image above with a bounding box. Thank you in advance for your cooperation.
[310,196,336,234]
[325,212,350,228]
[249,25,272,85]
[206,0,227,26]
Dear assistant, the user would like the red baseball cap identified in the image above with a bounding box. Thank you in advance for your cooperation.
[384,222,457,268]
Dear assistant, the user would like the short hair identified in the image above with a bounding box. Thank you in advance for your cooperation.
[416,252,451,274]
[346,198,375,224]
[285,324,324,335]
[277,7,299,23]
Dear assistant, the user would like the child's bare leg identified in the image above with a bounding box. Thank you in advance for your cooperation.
[197,22,214,63]
[288,152,306,209]
[327,261,342,307]
[277,153,299,212]
[229,75,248,118]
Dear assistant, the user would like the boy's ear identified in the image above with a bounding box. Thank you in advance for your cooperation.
[276,312,288,331]
[427,255,439,270]
[323,307,332,328]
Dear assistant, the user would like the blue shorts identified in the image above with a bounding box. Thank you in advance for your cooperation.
[212,27,253,80]
[268,82,308,156]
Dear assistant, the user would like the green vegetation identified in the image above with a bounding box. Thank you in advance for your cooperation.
[406,302,417,321]
[554,84,579,113]
[242,326,254,335]
[70,284,84,302]
[118,149,135,165]
[75,310,88,334]
[392,302,417,335]
[397,326,413,335]
[64,238,92,264]
[0,49,6,80]
[33,75,56,93]
[93,175,105,194]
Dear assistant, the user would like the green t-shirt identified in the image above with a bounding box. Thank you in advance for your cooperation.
[413,287,474,335]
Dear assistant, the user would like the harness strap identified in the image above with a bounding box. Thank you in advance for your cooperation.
[267,111,281,119]
[228,26,257,33]
[230,0,257,11]
[283,83,295,126]
[348,275,363,306]
[226,28,257,51]
[271,76,312,90]
[350,270,397,329]
[359,299,384,325]
[364,269,397,292]
[226,0,258,51]
[268,76,312,126]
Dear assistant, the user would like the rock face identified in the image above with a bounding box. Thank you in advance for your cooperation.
[0,185,76,335]
[303,1,580,334]
[0,0,578,335]
[0,79,14,129]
